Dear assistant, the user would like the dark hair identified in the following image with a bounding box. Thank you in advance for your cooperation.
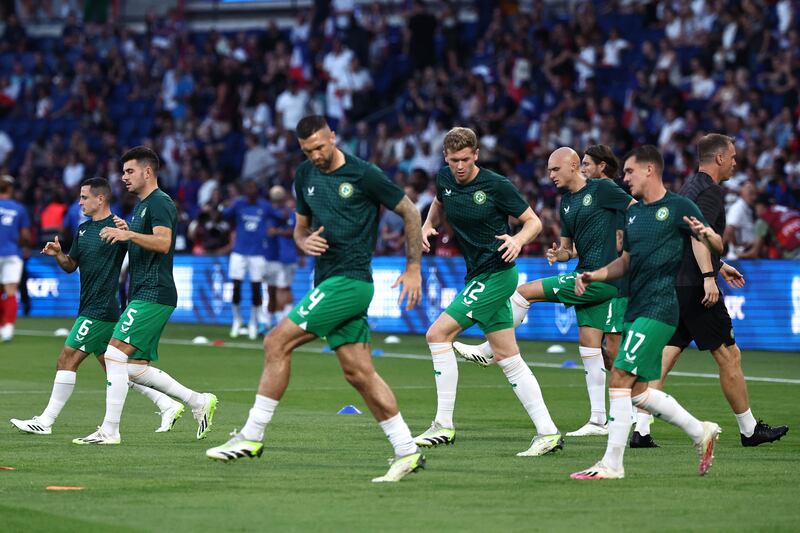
[81,177,112,201]
[295,115,330,139]
[623,145,664,176]
[585,144,619,178]
[120,146,160,173]
[697,133,734,164]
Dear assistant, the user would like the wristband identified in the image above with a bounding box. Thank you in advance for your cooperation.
[701,272,715,278]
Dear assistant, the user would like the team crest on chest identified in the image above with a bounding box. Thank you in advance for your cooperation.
[656,207,669,221]
[338,182,354,198]
[473,190,487,205]
[582,194,593,206]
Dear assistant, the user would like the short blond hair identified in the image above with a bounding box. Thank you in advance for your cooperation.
[443,127,478,154]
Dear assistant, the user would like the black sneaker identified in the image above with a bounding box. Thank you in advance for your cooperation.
[741,420,789,447]
[630,431,660,448]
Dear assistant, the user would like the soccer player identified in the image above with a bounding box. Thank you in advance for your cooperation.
[0,175,31,342]
[266,185,298,322]
[581,144,626,369]
[412,127,562,456]
[10,178,184,435]
[206,116,426,483]
[633,134,788,447]
[571,145,723,480]
[224,180,271,339]
[263,188,282,331]
[73,147,217,445]
[453,147,634,438]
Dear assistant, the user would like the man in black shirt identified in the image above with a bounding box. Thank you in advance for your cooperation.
[632,134,788,448]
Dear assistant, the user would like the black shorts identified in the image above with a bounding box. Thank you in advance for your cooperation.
[668,285,735,351]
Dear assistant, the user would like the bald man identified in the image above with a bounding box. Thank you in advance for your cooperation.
[455,147,635,437]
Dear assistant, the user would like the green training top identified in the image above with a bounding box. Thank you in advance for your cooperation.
[623,191,708,325]
[68,214,127,321]
[295,152,405,286]
[127,188,178,307]
[560,178,632,273]
[436,166,530,281]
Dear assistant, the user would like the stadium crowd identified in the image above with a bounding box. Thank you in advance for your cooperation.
[0,0,798,260]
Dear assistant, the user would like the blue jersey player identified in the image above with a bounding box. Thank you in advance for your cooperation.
[268,186,298,324]
[0,175,31,342]
[223,180,272,339]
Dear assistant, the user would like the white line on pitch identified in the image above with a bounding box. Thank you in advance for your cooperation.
[14,329,800,385]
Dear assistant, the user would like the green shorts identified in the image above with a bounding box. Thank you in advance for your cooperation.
[541,272,618,330]
[65,316,116,356]
[445,266,519,334]
[613,317,676,382]
[287,276,374,349]
[603,297,628,334]
[111,300,175,362]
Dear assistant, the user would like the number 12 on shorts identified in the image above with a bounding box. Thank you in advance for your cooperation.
[462,280,485,305]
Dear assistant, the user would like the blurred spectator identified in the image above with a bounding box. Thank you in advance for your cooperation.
[62,152,85,188]
[0,130,12,165]
[322,38,354,129]
[274,79,309,131]
[406,0,437,72]
[746,195,800,259]
[241,133,275,184]
[377,206,405,256]
[602,28,629,68]
[38,187,67,246]
[188,202,232,255]
[725,181,757,259]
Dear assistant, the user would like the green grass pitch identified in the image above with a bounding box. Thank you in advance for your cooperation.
[1,317,798,532]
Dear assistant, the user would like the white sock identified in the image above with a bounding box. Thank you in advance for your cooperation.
[39,370,76,426]
[497,354,558,435]
[379,412,418,457]
[579,346,606,424]
[249,310,258,327]
[634,409,653,435]
[232,304,241,323]
[735,408,757,437]
[128,381,176,411]
[633,388,704,443]
[602,388,632,470]
[241,394,279,441]
[430,342,458,429]
[266,312,275,327]
[101,346,129,437]
[510,290,530,327]
[128,365,205,410]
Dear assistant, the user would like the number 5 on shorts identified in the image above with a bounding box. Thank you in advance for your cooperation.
[120,308,138,333]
